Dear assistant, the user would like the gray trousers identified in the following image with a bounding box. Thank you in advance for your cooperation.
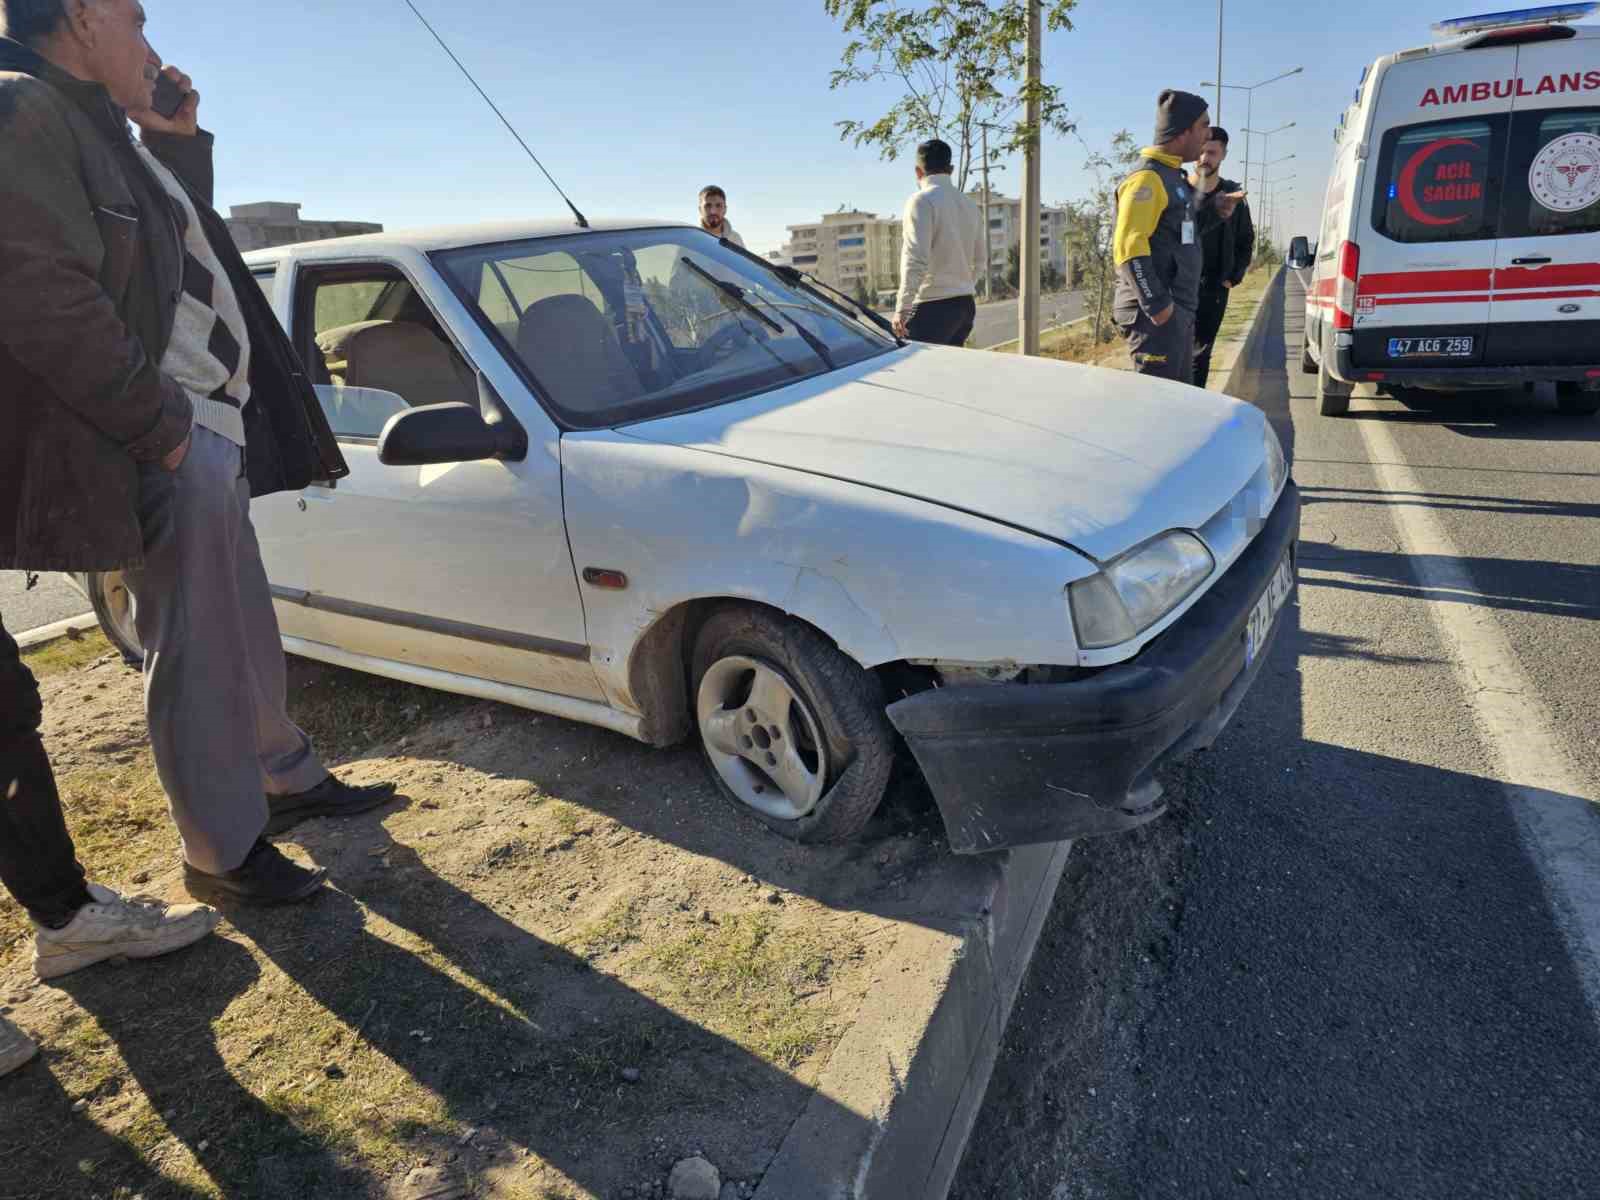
[124,425,326,874]
[1119,304,1197,384]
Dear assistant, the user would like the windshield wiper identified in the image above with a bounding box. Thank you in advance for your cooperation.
[680,257,836,370]
[720,237,905,347]
[678,258,782,334]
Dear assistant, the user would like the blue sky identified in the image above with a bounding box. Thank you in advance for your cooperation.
[145,0,1449,255]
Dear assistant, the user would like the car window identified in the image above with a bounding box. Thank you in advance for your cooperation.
[1373,117,1504,244]
[301,270,478,440]
[435,228,893,429]
[1499,106,1600,239]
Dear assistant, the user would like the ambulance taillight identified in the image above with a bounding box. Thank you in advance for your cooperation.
[1332,241,1361,332]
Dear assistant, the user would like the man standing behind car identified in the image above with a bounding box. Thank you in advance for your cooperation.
[894,138,982,346]
[1190,126,1253,386]
[698,185,745,248]
[1112,90,1240,382]
[0,0,395,911]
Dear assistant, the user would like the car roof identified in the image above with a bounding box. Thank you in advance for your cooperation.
[241,216,697,266]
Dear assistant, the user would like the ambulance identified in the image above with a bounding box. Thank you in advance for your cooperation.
[1298,4,1600,416]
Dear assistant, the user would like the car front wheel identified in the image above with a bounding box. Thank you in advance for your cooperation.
[85,570,143,666]
[691,606,894,844]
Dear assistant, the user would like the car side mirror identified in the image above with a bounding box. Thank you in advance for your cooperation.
[378,402,516,466]
[1286,236,1311,269]
[376,374,527,466]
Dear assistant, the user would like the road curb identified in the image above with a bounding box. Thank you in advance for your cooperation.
[1212,266,1285,399]
[15,611,99,652]
[753,838,1072,1199]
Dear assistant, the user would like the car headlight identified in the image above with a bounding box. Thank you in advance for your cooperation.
[1068,531,1216,649]
[1263,421,1288,497]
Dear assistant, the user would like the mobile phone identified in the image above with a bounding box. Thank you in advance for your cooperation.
[151,74,185,119]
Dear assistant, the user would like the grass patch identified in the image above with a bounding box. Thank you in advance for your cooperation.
[1213,263,1275,347]
[21,628,113,678]
[285,661,469,761]
[647,912,848,1068]
[566,897,644,958]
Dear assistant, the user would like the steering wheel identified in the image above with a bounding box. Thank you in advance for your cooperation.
[696,319,766,371]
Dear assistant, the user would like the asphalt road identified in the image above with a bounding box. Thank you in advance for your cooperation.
[955,269,1600,1198]
[969,290,1087,349]
[1,570,89,636]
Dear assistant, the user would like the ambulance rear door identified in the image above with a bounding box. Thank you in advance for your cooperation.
[1354,46,1517,368]
[1485,28,1600,366]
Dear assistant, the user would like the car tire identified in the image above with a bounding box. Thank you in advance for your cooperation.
[1556,382,1600,416]
[85,570,144,666]
[691,606,894,844]
[1300,339,1317,374]
[1317,360,1353,416]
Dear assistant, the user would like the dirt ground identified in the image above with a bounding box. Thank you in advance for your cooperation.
[1,642,951,1200]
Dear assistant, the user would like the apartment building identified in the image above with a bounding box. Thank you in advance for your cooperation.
[224,202,382,252]
[781,209,902,299]
[968,186,1072,287]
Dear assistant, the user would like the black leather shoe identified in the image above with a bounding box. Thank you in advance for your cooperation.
[184,839,326,905]
[266,776,398,835]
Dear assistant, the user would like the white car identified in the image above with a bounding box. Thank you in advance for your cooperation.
[79,219,1298,853]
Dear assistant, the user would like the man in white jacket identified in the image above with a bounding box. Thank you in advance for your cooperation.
[894,139,983,345]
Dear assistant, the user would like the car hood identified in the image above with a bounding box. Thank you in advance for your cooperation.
[620,344,1268,562]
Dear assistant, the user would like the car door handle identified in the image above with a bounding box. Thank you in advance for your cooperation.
[1511,256,1552,266]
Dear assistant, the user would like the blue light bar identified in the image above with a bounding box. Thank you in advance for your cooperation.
[1432,3,1598,35]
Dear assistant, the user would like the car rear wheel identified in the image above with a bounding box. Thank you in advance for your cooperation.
[1300,339,1317,374]
[86,571,143,666]
[691,606,894,844]
[1556,382,1600,416]
[1317,360,1353,416]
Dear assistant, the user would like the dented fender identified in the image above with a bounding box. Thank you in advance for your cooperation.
[558,432,1089,716]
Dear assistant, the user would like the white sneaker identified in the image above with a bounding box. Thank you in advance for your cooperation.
[0,1013,37,1078]
[32,883,221,981]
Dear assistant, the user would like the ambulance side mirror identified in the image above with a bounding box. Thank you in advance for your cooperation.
[1286,236,1312,269]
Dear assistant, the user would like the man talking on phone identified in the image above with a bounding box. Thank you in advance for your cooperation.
[0,0,397,973]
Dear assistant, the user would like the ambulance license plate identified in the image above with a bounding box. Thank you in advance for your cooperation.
[1244,552,1294,669]
[1387,335,1474,358]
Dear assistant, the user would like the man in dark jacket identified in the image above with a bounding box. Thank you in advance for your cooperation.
[0,0,393,1023]
[1190,126,1255,386]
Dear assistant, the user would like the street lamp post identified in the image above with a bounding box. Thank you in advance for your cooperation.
[1215,0,1224,125]
[1201,67,1301,196]
[1262,172,1297,246]
[1242,121,1295,200]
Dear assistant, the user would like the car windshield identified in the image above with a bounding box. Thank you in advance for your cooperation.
[435,227,894,427]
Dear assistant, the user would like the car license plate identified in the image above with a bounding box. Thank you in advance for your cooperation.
[1244,553,1294,668]
[1386,335,1474,359]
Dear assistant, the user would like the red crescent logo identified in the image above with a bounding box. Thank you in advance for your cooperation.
[1397,137,1478,227]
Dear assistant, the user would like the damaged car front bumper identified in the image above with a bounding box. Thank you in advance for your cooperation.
[887,483,1300,854]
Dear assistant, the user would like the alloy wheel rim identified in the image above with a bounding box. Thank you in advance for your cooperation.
[696,655,828,821]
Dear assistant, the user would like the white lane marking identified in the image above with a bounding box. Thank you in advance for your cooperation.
[1356,415,1600,1021]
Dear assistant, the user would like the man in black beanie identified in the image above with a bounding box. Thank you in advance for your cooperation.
[1111,89,1239,383]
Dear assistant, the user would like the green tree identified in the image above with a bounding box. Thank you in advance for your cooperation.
[825,0,1079,191]
[1059,129,1141,343]
[1005,242,1021,290]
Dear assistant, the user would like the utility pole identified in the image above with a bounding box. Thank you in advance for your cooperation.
[1215,0,1224,125]
[1019,0,1042,355]
[977,121,999,302]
